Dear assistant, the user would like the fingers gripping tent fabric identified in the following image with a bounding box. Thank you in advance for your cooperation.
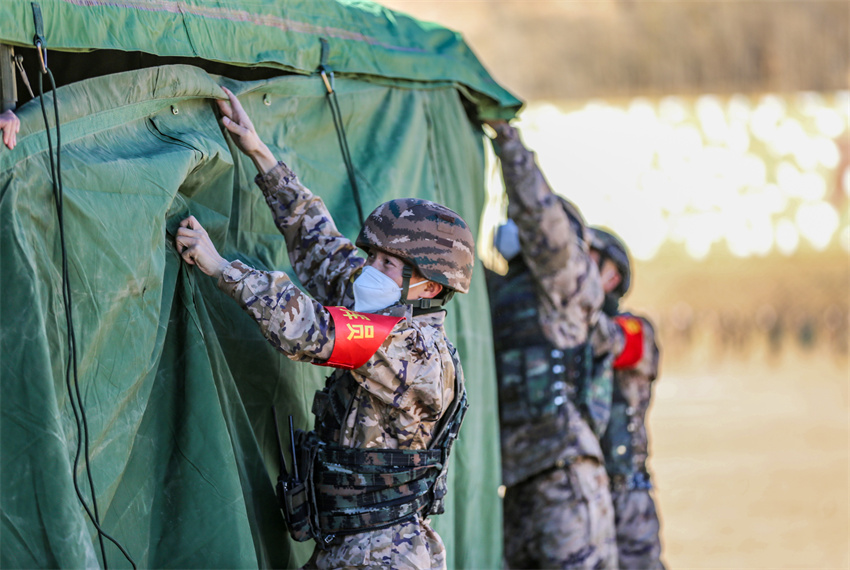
[0,65,502,568]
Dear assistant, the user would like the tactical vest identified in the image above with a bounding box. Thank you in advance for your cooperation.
[487,259,593,482]
[601,386,633,478]
[585,348,614,439]
[601,384,651,491]
[275,350,468,546]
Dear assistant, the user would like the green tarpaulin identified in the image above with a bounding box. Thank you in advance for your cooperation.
[1,1,521,568]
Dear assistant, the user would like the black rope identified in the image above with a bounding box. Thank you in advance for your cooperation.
[37,56,137,570]
[319,39,365,225]
[326,88,364,224]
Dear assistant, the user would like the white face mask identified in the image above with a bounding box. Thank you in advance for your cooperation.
[352,265,427,313]
[494,219,521,261]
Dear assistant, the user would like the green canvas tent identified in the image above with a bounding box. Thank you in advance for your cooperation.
[0,0,521,568]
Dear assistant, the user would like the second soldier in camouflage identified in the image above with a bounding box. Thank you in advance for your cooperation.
[486,121,623,569]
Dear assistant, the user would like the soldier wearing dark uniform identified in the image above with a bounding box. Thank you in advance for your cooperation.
[589,227,666,570]
[485,121,642,569]
[175,87,473,570]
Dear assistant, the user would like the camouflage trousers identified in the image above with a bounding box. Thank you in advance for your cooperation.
[302,515,446,570]
[503,457,618,569]
[611,489,665,570]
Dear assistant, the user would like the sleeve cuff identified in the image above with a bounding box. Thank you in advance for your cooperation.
[254,161,295,191]
[218,260,253,286]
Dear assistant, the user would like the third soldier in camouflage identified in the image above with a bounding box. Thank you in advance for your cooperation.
[590,227,666,570]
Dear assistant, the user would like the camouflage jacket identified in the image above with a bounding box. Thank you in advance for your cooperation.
[217,163,455,569]
[492,124,623,465]
[603,314,660,481]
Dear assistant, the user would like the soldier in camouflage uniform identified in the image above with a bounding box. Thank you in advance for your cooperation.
[485,121,639,569]
[175,87,473,570]
[589,228,665,570]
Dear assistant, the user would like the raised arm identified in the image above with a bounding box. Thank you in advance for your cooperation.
[487,121,582,276]
[218,86,362,304]
[488,121,600,346]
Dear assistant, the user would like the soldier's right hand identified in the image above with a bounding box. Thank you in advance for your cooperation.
[0,109,20,150]
[175,215,230,278]
[217,86,278,175]
[482,119,516,145]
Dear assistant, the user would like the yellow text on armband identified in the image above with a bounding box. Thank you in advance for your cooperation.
[340,308,372,321]
[347,323,375,341]
[621,317,641,335]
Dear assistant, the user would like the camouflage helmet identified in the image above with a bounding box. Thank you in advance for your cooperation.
[588,226,631,297]
[356,198,475,294]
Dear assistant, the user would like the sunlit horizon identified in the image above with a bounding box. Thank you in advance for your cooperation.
[482,90,849,265]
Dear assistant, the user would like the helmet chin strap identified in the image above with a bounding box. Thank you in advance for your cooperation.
[401,265,453,309]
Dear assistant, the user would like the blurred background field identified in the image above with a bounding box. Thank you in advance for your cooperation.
[378,1,849,567]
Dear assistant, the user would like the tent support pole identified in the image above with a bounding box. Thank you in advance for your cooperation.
[0,44,16,112]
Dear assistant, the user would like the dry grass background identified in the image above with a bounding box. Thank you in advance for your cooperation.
[632,245,848,567]
[377,0,849,101]
[377,1,850,567]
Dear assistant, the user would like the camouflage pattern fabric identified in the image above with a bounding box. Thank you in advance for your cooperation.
[491,123,620,569]
[217,162,458,569]
[591,313,627,361]
[302,515,446,570]
[604,315,664,569]
[503,458,617,570]
[611,489,664,570]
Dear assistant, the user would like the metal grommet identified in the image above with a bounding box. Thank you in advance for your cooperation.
[171,105,179,115]
[263,94,271,106]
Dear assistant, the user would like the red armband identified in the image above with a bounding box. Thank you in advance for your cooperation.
[320,306,403,370]
[613,315,644,369]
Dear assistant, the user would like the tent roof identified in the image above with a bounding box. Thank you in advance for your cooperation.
[0,0,522,118]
